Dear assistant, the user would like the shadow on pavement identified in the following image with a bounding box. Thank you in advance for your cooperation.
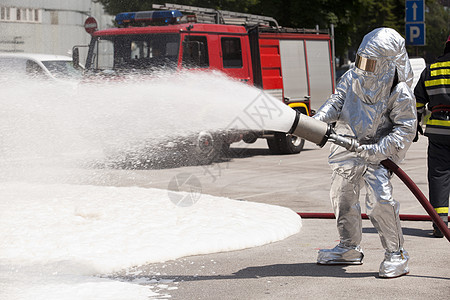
[112,262,450,284]
[111,263,379,284]
[362,226,434,238]
[110,261,450,284]
[232,263,377,279]
[402,227,435,238]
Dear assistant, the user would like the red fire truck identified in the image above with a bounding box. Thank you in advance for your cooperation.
[73,3,335,161]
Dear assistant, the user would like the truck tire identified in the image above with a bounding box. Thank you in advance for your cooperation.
[267,132,305,154]
[194,131,218,165]
[242,132,258,144]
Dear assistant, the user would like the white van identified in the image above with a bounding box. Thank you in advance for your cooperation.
[409,57,426,89]
[0,52,82,82]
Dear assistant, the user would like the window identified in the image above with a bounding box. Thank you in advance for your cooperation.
[88,34,180,71]
[221,37,243,68]
[0,6,40,22]
[182,36,209,68]
[42,60,83,80]
[50,11,58,24]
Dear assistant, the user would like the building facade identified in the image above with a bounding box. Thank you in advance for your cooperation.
[0,0,113,56]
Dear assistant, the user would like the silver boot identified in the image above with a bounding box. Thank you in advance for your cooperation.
[317,243,364,265]
[379,248,409,278]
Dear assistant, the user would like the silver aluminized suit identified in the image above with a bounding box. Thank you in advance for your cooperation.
[313,28,417,278]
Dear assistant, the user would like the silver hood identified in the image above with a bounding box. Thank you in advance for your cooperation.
[354,27,414,104]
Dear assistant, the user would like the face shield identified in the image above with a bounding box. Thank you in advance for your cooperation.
[355,54,377,73]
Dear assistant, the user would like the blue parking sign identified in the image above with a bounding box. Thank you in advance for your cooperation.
[406,23,425,46]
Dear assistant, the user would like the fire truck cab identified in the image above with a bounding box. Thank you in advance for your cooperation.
[74,3,335,158]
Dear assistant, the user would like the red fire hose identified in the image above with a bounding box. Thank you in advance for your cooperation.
[298,159,450,242]
[381,159,450,242]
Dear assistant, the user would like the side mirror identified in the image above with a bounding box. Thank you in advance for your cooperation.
[72,47,80,69]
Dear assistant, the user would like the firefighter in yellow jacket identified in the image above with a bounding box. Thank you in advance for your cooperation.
[414,34,450,238]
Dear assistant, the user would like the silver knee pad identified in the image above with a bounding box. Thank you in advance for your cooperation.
[379,248,409,278]
[317,243,364,265]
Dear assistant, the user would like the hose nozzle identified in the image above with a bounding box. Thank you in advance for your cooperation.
[288,111,360,151]
[288,111,332,147]
[328,133,360,152]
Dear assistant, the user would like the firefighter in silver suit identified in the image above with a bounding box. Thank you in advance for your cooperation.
[313,28,417,278]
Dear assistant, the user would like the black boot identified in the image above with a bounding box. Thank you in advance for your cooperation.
[432,215,448,238]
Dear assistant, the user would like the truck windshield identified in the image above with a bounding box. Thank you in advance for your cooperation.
[88,33,180,72]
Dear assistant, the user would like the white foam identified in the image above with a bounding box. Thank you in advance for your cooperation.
[0,182,301,299]
[0,71,300,298]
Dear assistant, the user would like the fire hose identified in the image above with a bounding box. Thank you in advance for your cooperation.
[289,112,450,242]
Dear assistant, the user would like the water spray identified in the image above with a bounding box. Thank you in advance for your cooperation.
[288,111,450,242]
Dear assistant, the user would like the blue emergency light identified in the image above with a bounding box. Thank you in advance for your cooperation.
[115,10,183,26]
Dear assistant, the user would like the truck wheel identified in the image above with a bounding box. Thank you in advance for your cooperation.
[267,132,304,154]
[194,131,218,164]
[242,132,258,144]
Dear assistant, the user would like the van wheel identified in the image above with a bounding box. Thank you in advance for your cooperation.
[267,132,304,154]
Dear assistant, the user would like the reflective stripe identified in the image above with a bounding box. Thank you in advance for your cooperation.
[425,78,450,87]
[427,87,450,96]
[435,207,449,214]
[431,68,450,76]
[425,127,450,135]
[426,119,450,127]
[416,102,425,108]
[430,61,450,69]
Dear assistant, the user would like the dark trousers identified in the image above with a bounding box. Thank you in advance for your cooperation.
[427,138,450,225]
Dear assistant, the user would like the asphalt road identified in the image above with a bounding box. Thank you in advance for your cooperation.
[81,137,449,299]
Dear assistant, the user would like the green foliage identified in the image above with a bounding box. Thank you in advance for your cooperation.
[95,0,449,64]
